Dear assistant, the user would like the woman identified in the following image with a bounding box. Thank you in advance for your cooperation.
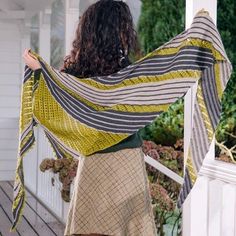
[23,0,157,235]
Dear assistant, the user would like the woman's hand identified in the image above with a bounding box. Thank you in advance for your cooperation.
[22,49,41,71]
[196,8,210,16]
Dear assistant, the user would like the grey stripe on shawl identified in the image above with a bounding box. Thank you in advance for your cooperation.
[191,102,209,171]
[201,67,221,128]
[191,16,228,58]
[12,193,24,228]
[156,16,228,63]
[23,66,33,82]
[106,49,213,81]
[82,47,214,84]
[44,131,65,159]
[39,124,81,159]
[20,120,35,140]
[167,16,227,60]
[55,68,196,99]
[20,132,35,156]
[46,131,80,159]
[177,168,193,208]
[220,61,232,89]
[53,68,195,106]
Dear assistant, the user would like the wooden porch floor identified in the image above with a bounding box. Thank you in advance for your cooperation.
[0,181,65,236]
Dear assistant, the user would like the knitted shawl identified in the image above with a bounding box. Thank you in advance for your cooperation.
[12,13,232,230]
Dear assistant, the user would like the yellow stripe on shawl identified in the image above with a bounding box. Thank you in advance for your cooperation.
[33,79,129,156]
[42,65,193,113]
[19,131,34,150]
[137,38,225,62]
[186,149,198,184]
[214,63,224,99]
[52,38,225,90]
[65,69,200,90]
[196,83,214,140]
[43,60,201,92]
[12,130,36,231]
[20,77,34,131]
[111,104,170,113]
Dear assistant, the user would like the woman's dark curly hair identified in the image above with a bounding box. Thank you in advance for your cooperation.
[61,0,139,78]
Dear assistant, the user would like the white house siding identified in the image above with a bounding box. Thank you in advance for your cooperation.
[0,20,22,181]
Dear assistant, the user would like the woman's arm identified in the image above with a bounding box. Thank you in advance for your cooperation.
[22,48,41,71]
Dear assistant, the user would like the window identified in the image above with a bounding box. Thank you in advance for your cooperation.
[50,0,65,69]
[30,14,39,53]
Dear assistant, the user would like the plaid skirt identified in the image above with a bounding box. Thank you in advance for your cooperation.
[64,148,157,236]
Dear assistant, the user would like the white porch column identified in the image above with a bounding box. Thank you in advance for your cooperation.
[39,8,51,63]
[185,1,217,28]
[24,8,51,195]
[65,0,80,55]
[20,20,31,74]
[20,19,39,194]
[79,0,96,16]
[184,0,217,169]
[62,0,80,221]
[125,0,142,27]
[183,1,217,236]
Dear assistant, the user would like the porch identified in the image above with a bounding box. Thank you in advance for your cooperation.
[0,181,64,236]
[0,0,235,236]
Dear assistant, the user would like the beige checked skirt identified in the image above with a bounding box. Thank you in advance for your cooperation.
[64,147,157,236]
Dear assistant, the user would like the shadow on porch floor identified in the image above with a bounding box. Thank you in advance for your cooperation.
[0,181,65,236]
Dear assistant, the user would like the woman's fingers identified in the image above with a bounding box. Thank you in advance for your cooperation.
[22,49,31,64]
[196,9,209,16]
[23,48,36,60]
[23,48,30,58]
[22,48,41,70]
[22,51,31,64]
[29,52,37,60]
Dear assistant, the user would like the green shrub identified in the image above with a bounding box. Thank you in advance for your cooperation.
[137,0,185,145]
[138,0,185,54]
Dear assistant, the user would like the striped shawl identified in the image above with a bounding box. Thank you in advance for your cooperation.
[12,13,232,230]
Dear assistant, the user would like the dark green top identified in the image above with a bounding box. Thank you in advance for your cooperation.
[34,69,143,153]
[96,132,143,153]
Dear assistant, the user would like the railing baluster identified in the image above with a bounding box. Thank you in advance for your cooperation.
[208,179,223,236]
[190,176,209,236]
[221,183,236,236]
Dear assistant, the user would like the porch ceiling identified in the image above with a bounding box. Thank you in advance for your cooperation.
[0,0,54,19]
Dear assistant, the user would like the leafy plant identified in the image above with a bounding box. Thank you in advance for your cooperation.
[39,158,78,202]
[139,99,184,146]
[138,0,185,54]
[143,140,183,235]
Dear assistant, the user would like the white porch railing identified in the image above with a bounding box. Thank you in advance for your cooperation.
[23,127,236,236]
[182,139,236,236]
[144,155,184,185]
[23,127,185,224]
[24,127,70,224]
